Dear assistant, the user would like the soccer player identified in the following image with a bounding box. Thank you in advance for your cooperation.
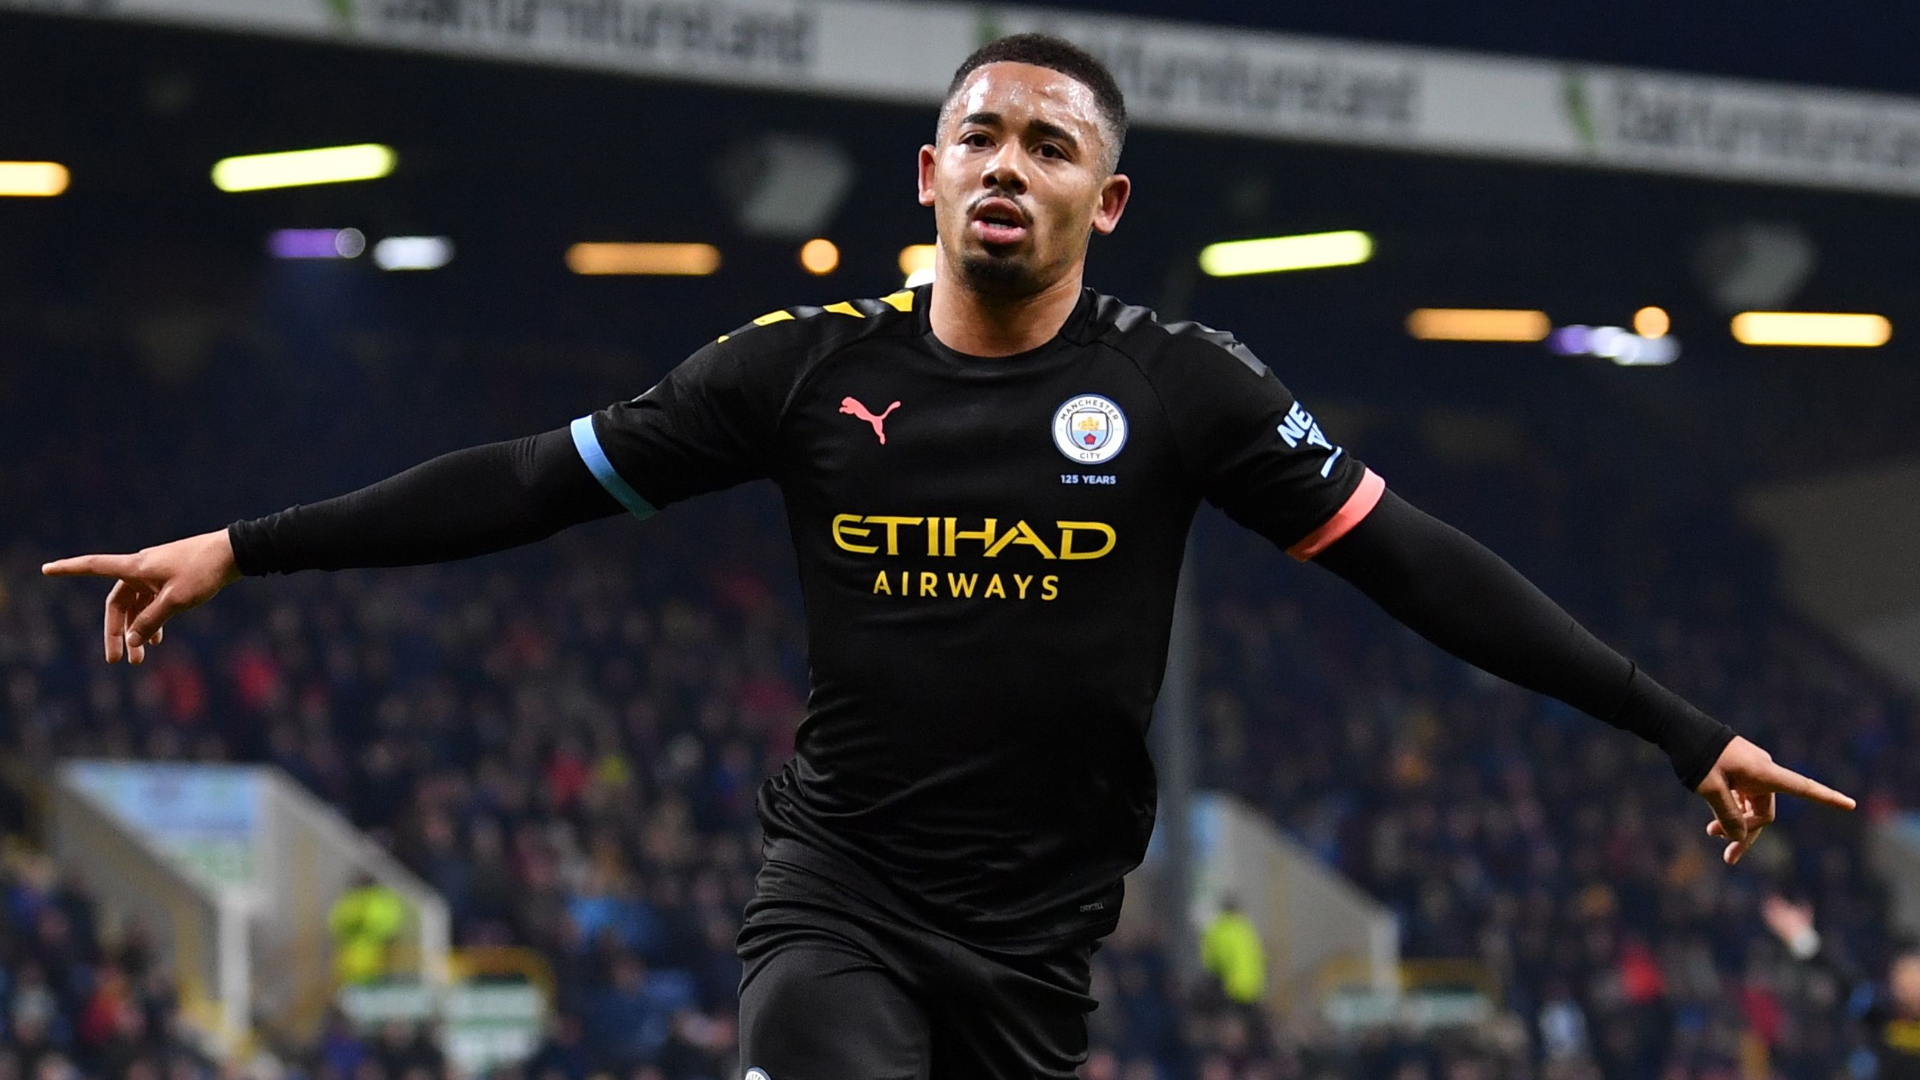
[46,33,1855,1080]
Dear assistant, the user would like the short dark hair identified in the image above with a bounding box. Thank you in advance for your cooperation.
[940,33,1128,171]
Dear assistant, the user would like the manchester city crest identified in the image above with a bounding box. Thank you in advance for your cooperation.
[1052,394,1128,465]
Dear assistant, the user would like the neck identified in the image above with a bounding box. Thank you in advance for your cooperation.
[927,256,1084,358]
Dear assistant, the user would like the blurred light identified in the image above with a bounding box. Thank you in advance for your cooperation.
[213,144,396,193]
[373,236,454,271]
[1731,311,1891,347]
[0,161,69,196]
[1198,230,1372,276]
[1551,324,1679,366]
[1633,306,1670,338]
[269,228,364,260]
[799,238,839,276]
[899,244,937,277]
[1407,308,1551,342]
[1547,325,1590,355]
[566,242,721,276]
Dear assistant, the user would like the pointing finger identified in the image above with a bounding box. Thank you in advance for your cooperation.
[1758,763,1857,811]
[43,554,141,579]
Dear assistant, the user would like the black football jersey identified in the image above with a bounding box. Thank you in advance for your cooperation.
[572,283,1383,950]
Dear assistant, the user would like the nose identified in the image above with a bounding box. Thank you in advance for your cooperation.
[982,143,1029,195]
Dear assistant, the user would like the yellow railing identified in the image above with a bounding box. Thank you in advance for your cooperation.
[448,946,557,1006]
[1312,954,1501,1001]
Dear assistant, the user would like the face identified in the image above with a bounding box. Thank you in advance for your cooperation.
[919,62,1130,298]
[1893,954,1920,1012]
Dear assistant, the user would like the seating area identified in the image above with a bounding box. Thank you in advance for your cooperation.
[0,850,211,1080]
[0,312,1913,1080]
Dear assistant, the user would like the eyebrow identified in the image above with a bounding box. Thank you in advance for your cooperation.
[957,111,1083,153]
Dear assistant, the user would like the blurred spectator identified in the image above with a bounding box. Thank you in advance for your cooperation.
[1198,896,1267,1007]
[329,874,409,985]
[523,1014,591,1080]
[1763,894,1920,1080]
[372,1021,443,1079]
[584,955,675,1068]
[0,854,202,1080]
[314,1009,369,1080]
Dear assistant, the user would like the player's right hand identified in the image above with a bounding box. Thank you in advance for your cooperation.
[41,529,242,664]
[1695,735,1855,865]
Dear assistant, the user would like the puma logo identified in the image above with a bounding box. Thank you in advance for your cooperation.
[840,396,902,444]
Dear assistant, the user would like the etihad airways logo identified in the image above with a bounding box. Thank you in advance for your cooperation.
[832,513,1117,602]
[830,515,1116,560]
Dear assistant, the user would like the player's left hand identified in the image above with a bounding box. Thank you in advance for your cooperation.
[1696,735,1855,865]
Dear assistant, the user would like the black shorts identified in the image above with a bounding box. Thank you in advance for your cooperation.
[736,858,1097,1080]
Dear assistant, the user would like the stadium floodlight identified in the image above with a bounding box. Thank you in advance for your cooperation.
[0,161,69,197]
[899,244,936,277]
[898,244,937,287]
[1730,311,1891,347]
[373,236,455,271]
[566,242,721,276]
[1197,230,1373,276]
[799,238,840,276]
[269,228,365,259]
[1633,306,1671,338]
[213,144,396,193]
[1406,308,1552,343]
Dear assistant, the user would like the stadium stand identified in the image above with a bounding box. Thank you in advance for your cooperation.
[0,850,212,1080]
[1188,399,1911,1080]
[1,302,1913,1080]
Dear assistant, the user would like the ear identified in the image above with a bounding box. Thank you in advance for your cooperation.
[1090,172,1131,236]
[917,144,938,208]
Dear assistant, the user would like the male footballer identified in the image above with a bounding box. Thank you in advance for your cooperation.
[47,33,1855,1080]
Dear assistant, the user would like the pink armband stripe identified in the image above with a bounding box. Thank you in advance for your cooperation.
[1287,468,1385,561]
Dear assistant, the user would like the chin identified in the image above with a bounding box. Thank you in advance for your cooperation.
[958,250,1043,296]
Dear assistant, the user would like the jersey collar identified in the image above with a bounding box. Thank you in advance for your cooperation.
[913,284,1100,365]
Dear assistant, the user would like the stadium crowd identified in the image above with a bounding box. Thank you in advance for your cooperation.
[0,313,1915,1080]
[1191,415,1911,1080]
[0,848,211,1080]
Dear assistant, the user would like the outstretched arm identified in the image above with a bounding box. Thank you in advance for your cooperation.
[1313,487,1855,864]
[224,428,616,572]
[43,306,815,666]
[42,427,619,662]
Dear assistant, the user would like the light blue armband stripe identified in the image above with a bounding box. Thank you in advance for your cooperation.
[570,416,657,520]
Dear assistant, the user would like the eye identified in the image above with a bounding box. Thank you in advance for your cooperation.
[1036,143,1066,159]
[961,132,992,148]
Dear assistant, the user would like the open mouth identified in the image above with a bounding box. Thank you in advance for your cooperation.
[970,198,1030,246]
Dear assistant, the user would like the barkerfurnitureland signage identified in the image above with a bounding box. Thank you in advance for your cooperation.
[13,0,1920,196]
